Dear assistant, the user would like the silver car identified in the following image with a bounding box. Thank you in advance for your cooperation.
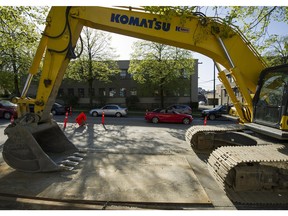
[89,104,128,117]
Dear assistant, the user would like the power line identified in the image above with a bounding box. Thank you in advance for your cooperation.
[199,79,214,84]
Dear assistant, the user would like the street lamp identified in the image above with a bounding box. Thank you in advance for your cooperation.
[213,61,216,108]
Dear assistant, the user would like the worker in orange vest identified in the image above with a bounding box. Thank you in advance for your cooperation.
[75,112,87,126]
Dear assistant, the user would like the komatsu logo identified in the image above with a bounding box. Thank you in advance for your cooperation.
[111,13,171,32]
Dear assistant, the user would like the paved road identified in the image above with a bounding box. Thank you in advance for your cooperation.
[0,114,237,210]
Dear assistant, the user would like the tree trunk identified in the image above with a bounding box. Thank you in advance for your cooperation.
[160,84,164,108]
[12,48,20,96]
[88,42,93,108]
[88,79,93,108]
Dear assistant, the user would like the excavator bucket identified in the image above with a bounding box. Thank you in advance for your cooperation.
[2,118,81,172]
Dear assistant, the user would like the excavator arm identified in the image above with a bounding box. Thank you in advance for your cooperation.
[3,6,268,172]
[18,6,266,123]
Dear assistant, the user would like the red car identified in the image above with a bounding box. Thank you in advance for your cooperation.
[145,108,193,124]
[0,100,18,120]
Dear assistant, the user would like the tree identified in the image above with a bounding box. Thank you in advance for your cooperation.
[0,6,48,96]
[261,35,288,66]
[65,27,120,107]
[128,40,195,108]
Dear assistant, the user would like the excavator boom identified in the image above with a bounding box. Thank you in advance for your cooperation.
[19,6,267,122]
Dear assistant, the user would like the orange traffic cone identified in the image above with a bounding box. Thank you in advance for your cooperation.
[63,111,68,130]
[102,111,105,125]
[204,116,207,126]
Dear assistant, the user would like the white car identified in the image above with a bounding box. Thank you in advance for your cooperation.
[89,104,128,117]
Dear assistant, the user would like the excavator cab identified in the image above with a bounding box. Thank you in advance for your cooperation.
[2,113,82,172]
[253,64,288,130]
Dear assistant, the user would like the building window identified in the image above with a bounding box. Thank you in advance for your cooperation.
[120,88,126,97]
[89,88,95,97]
[173,89,180,96]
[99,88,106,96]
[130,88,137,96]
[234,88,239,97]
[129,72,135,79]
[109,88,116,97]
[78,88,85,98]
[68,88,74,96]
[181,68,189,79]
[183,87,190,96]
[120,70,127,79]
[58,88,64,97]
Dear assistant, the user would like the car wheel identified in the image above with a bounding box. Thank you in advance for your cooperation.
[92,111,98,117]
[152,117,159,124]
[182,118,190,125]
[115,112,122,117]
[3,112,11,120]
[209,114,216,120]
[51,110,57,115]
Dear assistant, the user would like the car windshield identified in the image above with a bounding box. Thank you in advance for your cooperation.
[212,106,223,111]
[152,108,162,113]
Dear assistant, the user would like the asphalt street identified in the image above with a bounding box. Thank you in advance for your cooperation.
[0,114,237,210]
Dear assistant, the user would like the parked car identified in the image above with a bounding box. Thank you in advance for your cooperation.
[0,100,18,120]
[201,105,230,120]
[166,104,192,115]
[145,108,193,124]
[89,104,128,117]
[29,102,69,115]
[198,101,206,105]
[51,103,70,115]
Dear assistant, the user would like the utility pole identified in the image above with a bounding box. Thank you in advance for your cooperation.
[213,61,216,108]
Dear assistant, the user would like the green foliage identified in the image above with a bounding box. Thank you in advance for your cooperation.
[65,28,120,82]
[66,60,119,82]
[144,6,197,24]
[0,6,48,95]
[0,71,14,96]
[223,6,288,58]
[262,35,288,66]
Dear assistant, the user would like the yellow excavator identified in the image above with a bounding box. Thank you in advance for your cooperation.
[2,6,288,197]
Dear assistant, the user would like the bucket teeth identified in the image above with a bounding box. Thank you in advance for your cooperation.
[66,156,83,162]
[74,152,86,157]
[59,164,75,171]
[58,151,86,170]
[61,160,79,167]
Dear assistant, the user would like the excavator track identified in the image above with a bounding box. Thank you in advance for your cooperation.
[185,124,246,153]
[208,144,288,204]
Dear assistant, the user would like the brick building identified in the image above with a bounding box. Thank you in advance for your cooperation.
[57,60,199,110]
